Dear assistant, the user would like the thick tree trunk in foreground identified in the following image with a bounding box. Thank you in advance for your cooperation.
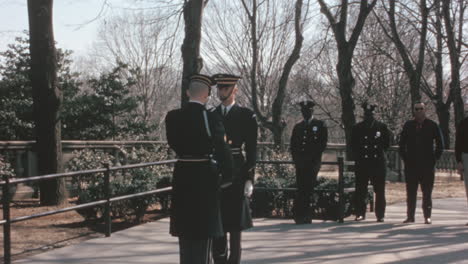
[28,0,67,205]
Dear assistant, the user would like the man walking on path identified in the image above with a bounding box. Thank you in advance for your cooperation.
[455,96,468,226]
[165,74,233,264]
[211,73,257,264]
[399,102,444,224]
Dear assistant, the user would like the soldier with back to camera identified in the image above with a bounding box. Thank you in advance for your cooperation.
[165,74,233,264]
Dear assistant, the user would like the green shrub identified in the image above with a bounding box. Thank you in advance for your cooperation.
[66,146,172,223]
[252,169,358,221]
[251,176,283,217]
[0,154,16,200]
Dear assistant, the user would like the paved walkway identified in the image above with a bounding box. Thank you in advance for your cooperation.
[15,198,468,264]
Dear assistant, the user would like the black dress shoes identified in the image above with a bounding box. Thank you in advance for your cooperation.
[294,218,312,224]
[424,218,432,224]
[403,218,415,223]
[355,215,365,221]
[377,218,384,222]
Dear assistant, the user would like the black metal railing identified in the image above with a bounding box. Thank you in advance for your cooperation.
[1,157,351,264]
[0,159,176,264]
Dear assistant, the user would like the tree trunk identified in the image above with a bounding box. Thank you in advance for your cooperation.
[244,0,304,147]
[180,0,206,107]
[318,0,377,160]
[435,103,450,149]
[27,0,67,205]
[442,0,465,125]
[337,55,356,160]
[431,0,451,149]
[385,0,429,107]
[270,0,304,146]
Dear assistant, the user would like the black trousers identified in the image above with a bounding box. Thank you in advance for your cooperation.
[293,159,321,223]
[405,161,435,219]
[179,238,212,264]
[354,161,386,219]
[212,232,242,264]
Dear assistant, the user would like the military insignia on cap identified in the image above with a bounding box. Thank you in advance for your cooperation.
[361,102,376,112]
[212,73,242,86]
[190,74,214,87]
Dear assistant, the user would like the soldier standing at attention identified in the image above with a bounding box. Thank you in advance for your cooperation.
[211,74,257,264]
[290,100,328,224]
[351,102,390,222]
[399,102,444,224]
[165,74,233,264]
[455,95,468,226]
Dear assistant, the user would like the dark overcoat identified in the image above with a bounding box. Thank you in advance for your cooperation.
[290,119,328,163]
[165,102,233,239]
[215,104,257,232]
[351,120,391,166]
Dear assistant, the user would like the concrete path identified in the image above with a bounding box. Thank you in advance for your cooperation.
[15,198,468,264]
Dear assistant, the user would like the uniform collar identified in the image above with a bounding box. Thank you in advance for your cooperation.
[189,100,205,106]
[304,116,314,125]
[222,101,235,111]
[220,101,236,116]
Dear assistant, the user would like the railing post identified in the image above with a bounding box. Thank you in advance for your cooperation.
[3,174,11,264]
[337,157,344,223]
[103,163,112,237]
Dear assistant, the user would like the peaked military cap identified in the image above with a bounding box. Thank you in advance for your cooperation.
[190,74,214,87]
[212,73,242,87]
[299,100,315,109]
[361,102,376,112]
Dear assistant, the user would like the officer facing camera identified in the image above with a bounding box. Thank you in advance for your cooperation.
[290,100,328,224]
[211,73,257,264]
[351,102,390,222]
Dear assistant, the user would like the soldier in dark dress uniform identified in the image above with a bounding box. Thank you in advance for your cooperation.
[211,74,257,264]
[455,96,468,226]
[351,103,390,222]
[290,100,328,224]
[399,102,444,224]
[165,74,233,264]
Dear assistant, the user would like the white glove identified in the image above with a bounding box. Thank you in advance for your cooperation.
[244,180,253,197]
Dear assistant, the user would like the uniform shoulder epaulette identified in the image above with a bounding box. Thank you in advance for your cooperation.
[242,108,256,119]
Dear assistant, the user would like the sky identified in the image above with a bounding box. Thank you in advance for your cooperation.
[0,0,147,56]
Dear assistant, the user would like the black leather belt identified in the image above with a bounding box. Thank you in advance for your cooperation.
[178,154,212,162]
[231,147,242,155]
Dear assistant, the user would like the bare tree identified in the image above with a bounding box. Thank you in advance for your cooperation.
[181,0,207,106]
[442,0,466,125]
[204,0,308,145]
[90,10,181,139]
[317,0,378,158]
[377,0,431,106]
[352,12,413,137]
[27,0,67,205]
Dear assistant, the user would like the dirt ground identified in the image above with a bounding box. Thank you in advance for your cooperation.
[0,200,166,263]
[0,174,466,263]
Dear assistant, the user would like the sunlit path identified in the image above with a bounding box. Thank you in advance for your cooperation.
[15,198,468,264]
